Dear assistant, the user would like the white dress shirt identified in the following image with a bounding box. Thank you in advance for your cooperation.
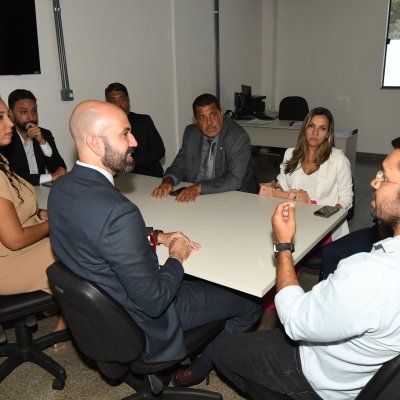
[16,130,53,184]
[76,161,114,185]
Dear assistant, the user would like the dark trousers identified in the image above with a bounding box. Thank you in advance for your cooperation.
[175,279,262,379]
[213,328,322,400]
[320,225,379,279]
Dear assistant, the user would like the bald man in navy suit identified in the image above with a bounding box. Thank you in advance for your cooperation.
[48,100,261,387]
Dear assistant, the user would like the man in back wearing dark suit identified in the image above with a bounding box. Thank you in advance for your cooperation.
[48,100,261,387]
[105,82,165,178]
[0,89,67,186]
[151,93,258,203]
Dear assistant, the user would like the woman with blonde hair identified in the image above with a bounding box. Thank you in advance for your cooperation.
[272,106,353,240]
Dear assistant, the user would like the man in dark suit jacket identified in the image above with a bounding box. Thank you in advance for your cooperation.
[0,89,67,186]
[151,93,258,203]
[48,100,261,387]
[105,82,165,177]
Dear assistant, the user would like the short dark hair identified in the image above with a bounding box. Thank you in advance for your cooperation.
[192,93,220,115]
[105,82,129,98]
[391,137,400,149]
[8,89,37,110]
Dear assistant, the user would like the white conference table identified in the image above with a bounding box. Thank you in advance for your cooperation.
[240,119,358,173]
[36,174,347,298]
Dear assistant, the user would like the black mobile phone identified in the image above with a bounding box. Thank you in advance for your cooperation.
[313,205,340,218]
[41,182,53,188]
[170,187,187,196]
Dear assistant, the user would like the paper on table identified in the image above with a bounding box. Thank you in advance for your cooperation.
[237,119,274,126]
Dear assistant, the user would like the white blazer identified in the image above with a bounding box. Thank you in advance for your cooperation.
[277,147,353,240]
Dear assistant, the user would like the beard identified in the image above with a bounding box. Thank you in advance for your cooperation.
[371,193,400,228]
[101,136,135,174]
[14,119,38,131]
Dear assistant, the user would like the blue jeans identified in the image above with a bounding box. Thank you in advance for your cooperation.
[213,327,322,400]
[175,278,262,379]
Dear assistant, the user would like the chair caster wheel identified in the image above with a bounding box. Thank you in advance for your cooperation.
[52,378,65,390]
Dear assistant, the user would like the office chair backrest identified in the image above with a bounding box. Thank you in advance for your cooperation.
[278,96,309,121]
[47,261,144,363]
[356,353,400,400]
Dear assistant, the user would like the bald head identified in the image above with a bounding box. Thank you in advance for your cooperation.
[69,100,125,147]
[69,100,137,173]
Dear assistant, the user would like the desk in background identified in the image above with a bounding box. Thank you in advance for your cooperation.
[239,119,358,173]
[36,174,346,298]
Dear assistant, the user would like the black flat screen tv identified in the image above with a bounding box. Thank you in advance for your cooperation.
[0,0,41,75]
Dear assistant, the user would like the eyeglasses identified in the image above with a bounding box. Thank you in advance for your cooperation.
[375,170,400,186]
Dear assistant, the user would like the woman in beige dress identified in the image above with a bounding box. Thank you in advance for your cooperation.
[0,97,65,330]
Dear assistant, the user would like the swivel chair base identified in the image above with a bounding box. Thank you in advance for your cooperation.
[123,388,221,400]
[0,291,70,390]
[0,320,70,389]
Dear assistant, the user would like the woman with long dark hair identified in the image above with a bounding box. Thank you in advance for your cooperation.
[0,96,65,330]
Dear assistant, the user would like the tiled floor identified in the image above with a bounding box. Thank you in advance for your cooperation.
[0,153,383,400]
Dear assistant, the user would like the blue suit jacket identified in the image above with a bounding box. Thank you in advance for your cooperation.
[48,165,187,362]
[164,117,257,194]
[0,127,66,186]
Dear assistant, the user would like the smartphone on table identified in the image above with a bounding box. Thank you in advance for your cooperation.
[313,205,340,218]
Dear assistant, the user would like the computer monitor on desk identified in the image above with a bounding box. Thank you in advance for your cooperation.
[234,84,271,120]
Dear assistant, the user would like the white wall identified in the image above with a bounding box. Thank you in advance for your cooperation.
[268,0,399,155]
[1,0,396,164]
[0,0,263,169]
[61,0,177,167]
[261,0,276,111]
[1,0,179,169]
[173,0,264,138]
[0,1,76,166]
[173,0,215,143]
[219,0,264,111]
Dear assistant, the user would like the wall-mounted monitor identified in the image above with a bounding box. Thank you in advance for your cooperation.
[0,0,41,76]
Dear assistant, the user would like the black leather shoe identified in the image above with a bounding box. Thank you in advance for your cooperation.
[172,367,209,387]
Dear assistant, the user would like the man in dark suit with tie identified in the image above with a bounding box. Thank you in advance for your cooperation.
[0,89,67,186]
[48,100,261,387]
[151,93,258,203]
[105,82,165,178]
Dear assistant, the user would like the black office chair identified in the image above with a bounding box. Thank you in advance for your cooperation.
[0,290,70,389]
[356,353,400,400]
[47,261,225,399]
[260,96,309,167]
[244,353,400,400]
[278,96,309,121]
[299,247,324,281]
